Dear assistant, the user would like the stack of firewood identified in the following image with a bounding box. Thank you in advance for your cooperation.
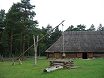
[49,59,74,68]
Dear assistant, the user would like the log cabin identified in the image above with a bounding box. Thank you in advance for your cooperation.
[46,31,104,59]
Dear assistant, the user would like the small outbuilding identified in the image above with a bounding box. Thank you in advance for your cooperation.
[46,31,104,59]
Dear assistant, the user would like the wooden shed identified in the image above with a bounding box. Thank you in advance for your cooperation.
[46,31,104,59]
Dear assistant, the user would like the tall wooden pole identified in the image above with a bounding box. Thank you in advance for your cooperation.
[62,23,66,58]
[33,35,38,65]
[37,36,39,57]
[62,24,64,52]
[33,35,36,65]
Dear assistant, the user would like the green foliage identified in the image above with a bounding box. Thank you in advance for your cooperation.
[97,24,104,31]
[50,26,62,46]
[0,9,5,30]
[38,25,62,56]
[0,0,37,57]
[66,24,86,31]
[0,9,6,56]
[87,24,95,31]
[77,24,86,31]
[0,5,62,57]
[66,25,74,31]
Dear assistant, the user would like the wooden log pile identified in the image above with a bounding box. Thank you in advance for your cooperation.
[44,59,74,72]
[49,59,74,68]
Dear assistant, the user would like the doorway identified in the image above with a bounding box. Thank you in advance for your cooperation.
[82,52,88,59]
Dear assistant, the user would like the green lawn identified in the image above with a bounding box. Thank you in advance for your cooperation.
[0,57,104,78]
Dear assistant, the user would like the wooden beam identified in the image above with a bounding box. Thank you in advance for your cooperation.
[33,35,38,65]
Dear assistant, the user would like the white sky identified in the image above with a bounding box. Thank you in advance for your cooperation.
[0,0,104,30]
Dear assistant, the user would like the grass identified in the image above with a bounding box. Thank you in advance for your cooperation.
[0,57,104,78]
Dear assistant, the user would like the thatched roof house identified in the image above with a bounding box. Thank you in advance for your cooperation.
[46,31,104,59]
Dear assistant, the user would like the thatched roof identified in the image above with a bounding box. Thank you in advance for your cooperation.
[46,31,104,52]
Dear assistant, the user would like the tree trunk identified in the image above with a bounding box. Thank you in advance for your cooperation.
[27,36,30,57]
[20,32,23,54]
[22,35,25,59]
[9,31,13,57]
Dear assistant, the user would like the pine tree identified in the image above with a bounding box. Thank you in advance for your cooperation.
[4,0,37,57]
[97,24,104,31]
[87,24,95,31]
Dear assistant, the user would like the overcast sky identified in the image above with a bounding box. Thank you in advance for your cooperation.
[0,0,104,30]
